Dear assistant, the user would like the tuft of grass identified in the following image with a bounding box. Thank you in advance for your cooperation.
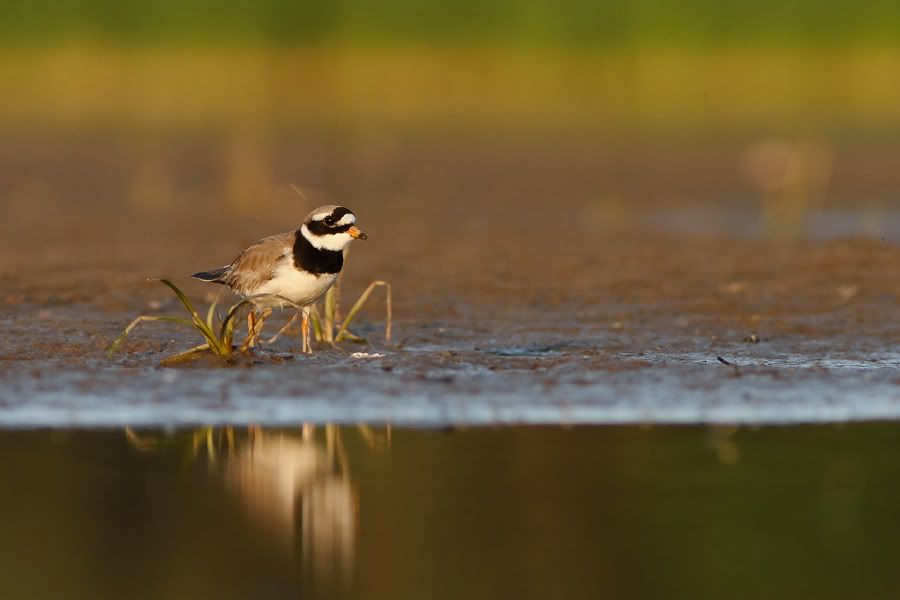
[310,280,392,345]
[107,278,257,364]
[109,277,393,362]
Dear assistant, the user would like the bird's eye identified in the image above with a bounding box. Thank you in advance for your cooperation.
[324,216,336,226]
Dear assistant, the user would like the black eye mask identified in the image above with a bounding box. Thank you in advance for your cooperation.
[306,206,355,236]
[306,219,354,236]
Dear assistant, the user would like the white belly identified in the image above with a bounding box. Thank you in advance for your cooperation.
[252,264,338,308]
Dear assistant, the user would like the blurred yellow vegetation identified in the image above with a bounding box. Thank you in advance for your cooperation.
[3,44,900,132]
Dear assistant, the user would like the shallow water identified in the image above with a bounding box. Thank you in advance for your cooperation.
[3,342,900,427]
[2,425,900,599]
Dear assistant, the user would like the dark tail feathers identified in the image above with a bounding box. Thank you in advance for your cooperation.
[191,266,228,283]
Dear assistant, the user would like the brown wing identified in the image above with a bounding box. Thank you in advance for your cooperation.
[224,232,294,295]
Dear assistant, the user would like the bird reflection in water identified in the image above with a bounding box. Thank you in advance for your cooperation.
[125,424,390,589]
[225,425,356,581]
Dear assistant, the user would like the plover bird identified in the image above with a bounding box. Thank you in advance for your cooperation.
[191,205,367,353]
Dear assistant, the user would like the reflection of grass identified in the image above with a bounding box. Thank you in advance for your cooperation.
[3,45,900,131]
[124,423,391,462]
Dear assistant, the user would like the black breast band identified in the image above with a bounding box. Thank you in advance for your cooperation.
[292,229,343,274]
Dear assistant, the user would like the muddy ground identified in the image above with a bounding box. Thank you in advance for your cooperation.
[1,134,899,425]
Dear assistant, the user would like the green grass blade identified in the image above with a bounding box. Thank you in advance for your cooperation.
[155,278,199,316]
[206,288,224,330]
[220,298,256,350]
[107,315,196,357]
[335,280,392,344]
[159,343,211,366]
[337,329,366,342]
[324,287,336,342]
[264,312,299,344]
[154,279,223,353]
[310,305,323,341]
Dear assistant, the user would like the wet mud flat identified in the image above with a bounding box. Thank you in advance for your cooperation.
[1,136,899,426]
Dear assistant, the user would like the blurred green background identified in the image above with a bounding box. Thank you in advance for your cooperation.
[7,0,900,48]
[5,0,900,46]
[3,0,900,133]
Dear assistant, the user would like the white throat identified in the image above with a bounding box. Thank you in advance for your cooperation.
[301,224,353,252]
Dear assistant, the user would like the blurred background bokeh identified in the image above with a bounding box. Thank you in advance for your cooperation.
[3,0,900,133]
[3,1,900,222]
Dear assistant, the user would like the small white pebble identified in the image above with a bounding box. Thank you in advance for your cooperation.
[351,352,385,359]
[148,300,163,310]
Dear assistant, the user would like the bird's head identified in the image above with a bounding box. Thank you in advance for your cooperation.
[301,205,367,251]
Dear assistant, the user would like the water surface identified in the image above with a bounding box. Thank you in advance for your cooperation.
[2,425,899,599]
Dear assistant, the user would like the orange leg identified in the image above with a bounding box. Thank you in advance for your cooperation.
[253,308,271,346]
[300,306,312,354]
[242,311,257,351]
[241,308,271,352]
